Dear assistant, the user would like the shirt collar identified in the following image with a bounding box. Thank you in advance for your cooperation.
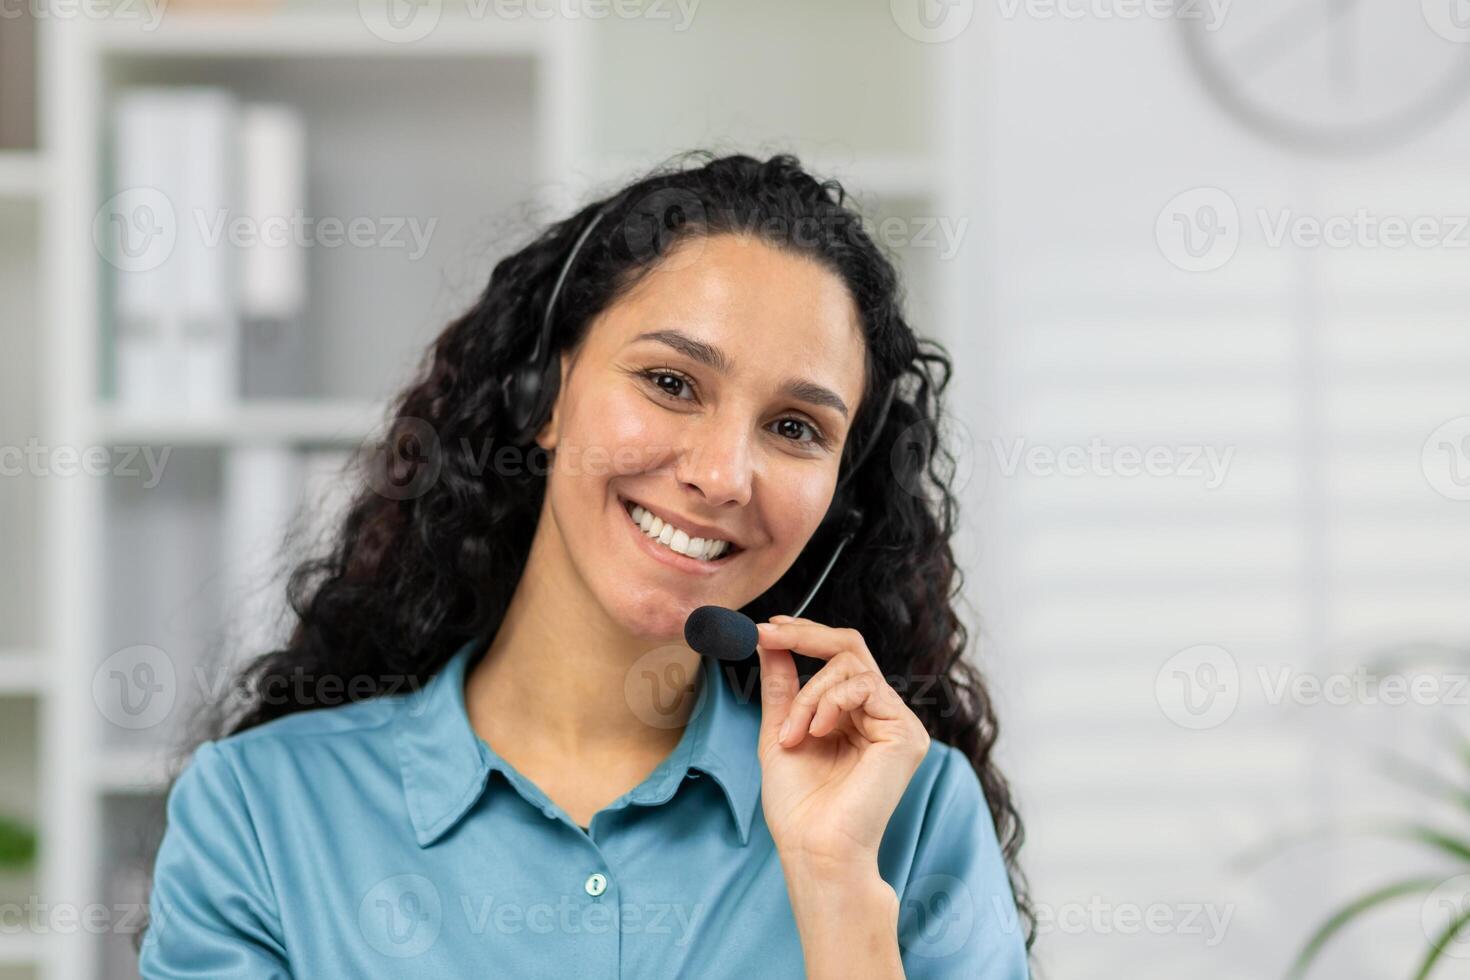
[393,636,762,848]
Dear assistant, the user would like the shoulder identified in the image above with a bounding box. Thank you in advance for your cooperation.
[168,695,405,819]
[886,738,1005,862]
[143,703,410,973]
[912,739,990,816]
[223,688,402,747]
[884,739,1031,977]
[214,690,398,752]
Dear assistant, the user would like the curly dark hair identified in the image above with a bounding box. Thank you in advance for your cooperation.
[171,149,1034,954]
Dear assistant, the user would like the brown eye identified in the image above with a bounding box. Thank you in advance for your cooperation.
[642,369,695,401]
[772,418,826,447]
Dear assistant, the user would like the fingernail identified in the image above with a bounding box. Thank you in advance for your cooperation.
[778,718,792,742]
[770,615,793,622]
[757,622,774,632]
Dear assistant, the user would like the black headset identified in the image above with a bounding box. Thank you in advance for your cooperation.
[501,203,898,617]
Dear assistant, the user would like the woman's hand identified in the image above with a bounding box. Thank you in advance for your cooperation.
[754,614,931,876]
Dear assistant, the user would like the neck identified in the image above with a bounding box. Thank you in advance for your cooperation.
[465,499,702,758]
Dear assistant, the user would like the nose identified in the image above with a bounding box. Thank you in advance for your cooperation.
[673,410,755,509]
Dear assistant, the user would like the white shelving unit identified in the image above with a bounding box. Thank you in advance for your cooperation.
[0,14,44,980]
[0,933,41,968]
[23,7,962,979]
[95,398,384,446]
[0,151,44,199]
[0,653,44,697]
[36,13,591,980]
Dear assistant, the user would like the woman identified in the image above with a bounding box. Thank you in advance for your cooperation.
[141,152,1033,978]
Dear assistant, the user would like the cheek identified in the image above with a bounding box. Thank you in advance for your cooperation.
[568,385,677,481]
[766,470,838,548]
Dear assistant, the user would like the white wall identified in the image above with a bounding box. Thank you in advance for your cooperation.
[952,4,1470,977]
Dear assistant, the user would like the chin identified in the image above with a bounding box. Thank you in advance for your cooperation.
[608,589,697,642]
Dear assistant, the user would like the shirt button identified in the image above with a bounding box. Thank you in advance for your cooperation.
[584,872,608,897]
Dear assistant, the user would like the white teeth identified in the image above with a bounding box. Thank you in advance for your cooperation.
[626,502,733,562]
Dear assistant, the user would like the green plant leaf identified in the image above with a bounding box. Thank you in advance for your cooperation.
[1413,904,1470,980]
[1374,824,1470,866]
[1376,753,1470,813]
[0,815,37,870]
[1432,716,1470,774]
[1233,826,1329,874]
[1286,877,1442,980]
[1237,819,1470,876]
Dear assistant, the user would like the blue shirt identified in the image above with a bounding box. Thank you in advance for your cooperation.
[141,636,1030,978]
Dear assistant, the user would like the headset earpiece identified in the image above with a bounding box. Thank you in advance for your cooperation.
[503,359,548,440]
[503,205,615,442]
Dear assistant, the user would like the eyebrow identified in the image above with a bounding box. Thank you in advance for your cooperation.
[630,329,850,419]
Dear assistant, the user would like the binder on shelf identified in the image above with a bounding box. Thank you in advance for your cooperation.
[239,103,310,399]
[175,89,241,412]
[108,87,241,413]
[110,90,178,414]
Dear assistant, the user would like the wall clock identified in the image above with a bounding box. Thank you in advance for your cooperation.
[1178,0,1470,153]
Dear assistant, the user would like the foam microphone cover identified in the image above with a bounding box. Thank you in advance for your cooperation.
[684,605,758,662]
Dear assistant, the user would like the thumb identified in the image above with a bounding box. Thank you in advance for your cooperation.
[755,643,799,749]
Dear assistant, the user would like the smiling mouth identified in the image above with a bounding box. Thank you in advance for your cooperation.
[619,496,746,564]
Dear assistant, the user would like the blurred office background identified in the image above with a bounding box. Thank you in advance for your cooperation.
[3,1,1470,978]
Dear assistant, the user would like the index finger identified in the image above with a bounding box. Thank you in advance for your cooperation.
[755,620,879,672]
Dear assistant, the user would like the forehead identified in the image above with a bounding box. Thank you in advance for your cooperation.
[590,233,869,406]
